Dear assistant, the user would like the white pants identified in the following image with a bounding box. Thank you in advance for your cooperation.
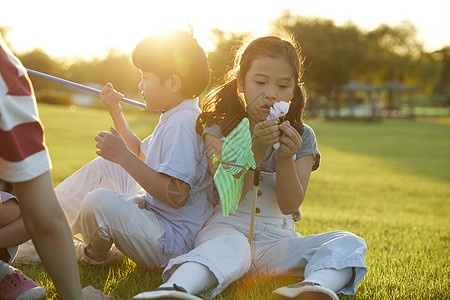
[163,208,367,298]
[55,157,144,227]
[77,187,171,269]
[17,157,171,269]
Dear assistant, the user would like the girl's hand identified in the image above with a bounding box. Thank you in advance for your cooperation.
[95,127,130,164]
[100,82,123,114]
[253,119,280,153]
[277,121,303,159]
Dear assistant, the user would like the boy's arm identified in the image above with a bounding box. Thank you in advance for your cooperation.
[96,128,190,208]
[100,83,146,161]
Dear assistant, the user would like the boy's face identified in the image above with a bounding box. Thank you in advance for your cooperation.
[139,71,173,112]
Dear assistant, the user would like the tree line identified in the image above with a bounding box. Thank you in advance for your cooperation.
[2,11,449,109]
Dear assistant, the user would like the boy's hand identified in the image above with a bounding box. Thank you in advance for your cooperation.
[95,127,130,164]
[100,82,123,115]
[277,121,303,159]
[253,119,280,153]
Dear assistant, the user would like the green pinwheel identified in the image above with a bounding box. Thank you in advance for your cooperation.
[213,117,256,216]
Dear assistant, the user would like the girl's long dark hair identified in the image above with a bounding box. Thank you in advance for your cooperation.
[196,31,307,136]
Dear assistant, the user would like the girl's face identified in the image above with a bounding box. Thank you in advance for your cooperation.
[239,56,296,125]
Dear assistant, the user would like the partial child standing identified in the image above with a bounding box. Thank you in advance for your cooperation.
[0,189,46,300]
[133,32,367,300]
[0,35,83,299]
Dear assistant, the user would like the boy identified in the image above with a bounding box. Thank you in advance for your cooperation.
[0,35,83,299]
[51,29,214,270]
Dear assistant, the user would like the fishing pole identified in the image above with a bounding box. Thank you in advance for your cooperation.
[26,69,146,109]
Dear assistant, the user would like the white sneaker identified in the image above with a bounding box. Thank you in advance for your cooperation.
[0,246,18,266]
[271,282,339,300]
[14,241,40,264]
[75,242,126,266]
[132,284,203,300]
[82,286,115,299]
[6,246,18,265]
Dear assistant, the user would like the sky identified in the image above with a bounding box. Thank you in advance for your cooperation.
[1,0,449,60]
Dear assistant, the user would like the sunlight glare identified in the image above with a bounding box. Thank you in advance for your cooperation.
[116,3,214,56]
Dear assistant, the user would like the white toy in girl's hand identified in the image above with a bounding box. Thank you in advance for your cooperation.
[266,101,289,124]
[266,101,289,149]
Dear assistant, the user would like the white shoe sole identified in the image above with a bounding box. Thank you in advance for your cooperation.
[15,286,47,300]
[272,284,339,300]
[132,289,202,300]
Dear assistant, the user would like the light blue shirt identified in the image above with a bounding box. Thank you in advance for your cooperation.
[140,98,213,256]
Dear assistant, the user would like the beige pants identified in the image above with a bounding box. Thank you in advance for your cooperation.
[75,187,171,269]
[17,157,170,268]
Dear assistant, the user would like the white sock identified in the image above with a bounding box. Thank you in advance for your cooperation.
[0,261,15,281]
[304,268,353,292]
[160,262,218,295]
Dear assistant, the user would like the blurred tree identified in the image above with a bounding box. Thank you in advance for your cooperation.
[274,11,370,117]
[431,47,450,104]
[274,11,369,93]
[365,21,442,114]
[65,58,98,85]
[207,29,249,89]
[66,49,140,96]
[93,49,140,95]
[366,21,424,84]
[415,51,441,95]
[3,16,447,111]
[19,49,65,91]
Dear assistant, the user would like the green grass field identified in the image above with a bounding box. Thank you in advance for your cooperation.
[19,104,450,299]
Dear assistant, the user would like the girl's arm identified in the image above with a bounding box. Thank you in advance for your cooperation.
[95,128,190,209]
[276,154,313,214]
[100,83,146,161]
[275,121,313,214]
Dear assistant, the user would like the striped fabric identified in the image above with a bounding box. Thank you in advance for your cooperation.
[214,117,255,216]
[0,35,51,182]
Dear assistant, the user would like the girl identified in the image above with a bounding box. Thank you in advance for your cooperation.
[133,32,367,300]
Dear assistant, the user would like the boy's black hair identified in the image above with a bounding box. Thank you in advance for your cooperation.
[132,29,210,98]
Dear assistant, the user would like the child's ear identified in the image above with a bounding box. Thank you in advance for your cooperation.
[237,77,244,94]
[166,74,182,93]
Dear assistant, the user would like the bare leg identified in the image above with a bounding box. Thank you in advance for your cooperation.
[13,172,82,300]
[0,200,30,248]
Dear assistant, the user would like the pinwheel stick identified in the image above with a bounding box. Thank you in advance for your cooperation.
[26,69,146,109]
[219,160,261,248]
[248,167,260,247]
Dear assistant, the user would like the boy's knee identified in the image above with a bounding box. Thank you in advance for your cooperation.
[80,188,121,224]
[82,188,115,213]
